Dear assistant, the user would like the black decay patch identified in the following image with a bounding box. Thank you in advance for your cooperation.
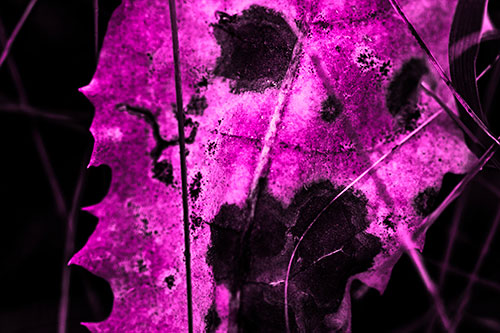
[320,94,344,123]
[164,275,175,289]
[152,160,173,186]
[207,180,381,331]
[386,58,428,131]
[186,95,208,115]
[211,5,298,93]
[189,172,203,201]
[204,303,221,333]
[412,186,439,216]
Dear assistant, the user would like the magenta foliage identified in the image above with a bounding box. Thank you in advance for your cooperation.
[74,0,473,331]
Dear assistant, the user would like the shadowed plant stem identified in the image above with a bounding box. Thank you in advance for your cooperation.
[0,0,38,70]
[167,1,194,332]
[57,147,89,333]
[438,191,468,289]
[450,206,500,331]
[94,0,99,60]
[0,15,69,218]
[425,189,469,332]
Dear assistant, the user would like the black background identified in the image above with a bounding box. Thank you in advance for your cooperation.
[1,1,499,332]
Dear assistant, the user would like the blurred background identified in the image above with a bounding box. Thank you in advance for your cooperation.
[0,1,499,332]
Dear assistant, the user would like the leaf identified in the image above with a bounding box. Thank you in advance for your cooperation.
[73,0,475,331]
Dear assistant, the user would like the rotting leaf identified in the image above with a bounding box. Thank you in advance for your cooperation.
[73,0,476,331]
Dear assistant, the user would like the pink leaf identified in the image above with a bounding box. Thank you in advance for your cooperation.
[74,0,474,331]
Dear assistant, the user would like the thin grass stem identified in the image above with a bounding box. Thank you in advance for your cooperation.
[0,0,38,70]
[167,1,193,331]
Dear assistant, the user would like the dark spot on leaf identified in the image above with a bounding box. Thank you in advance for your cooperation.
[382,214,395,230]
[189,172,203,201]
[140,218,153,236]
[379,60,392,77]
[207,204,247,286]
[207,141,217,156]
[137,260,147,273]
[211,5,298,93]
[204,303,221,333]
[320,94,343,123]
[152,160,173,186]
[191,214,203,231]
[164,275,175,289]
[314,20,330,30]
[397,106,421,132]
[184,118,199,144]
[356,49,379,71]
[387,58,428,114]
[207,180,381,331]
[386,58,428,130]
[196,76,209,88]
[289,182,381,311]
[186,95,208,116]
[412,187,439,216]
[249,197,288,260]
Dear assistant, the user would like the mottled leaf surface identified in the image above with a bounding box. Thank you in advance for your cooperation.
[73,0,475,331]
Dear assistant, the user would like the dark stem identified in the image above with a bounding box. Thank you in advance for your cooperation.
[93,0,99,60]
[168,1,194,332]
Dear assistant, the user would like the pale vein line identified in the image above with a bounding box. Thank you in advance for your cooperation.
[236,38,303,333]
[247,40,303,212]
[313,247,344,265]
